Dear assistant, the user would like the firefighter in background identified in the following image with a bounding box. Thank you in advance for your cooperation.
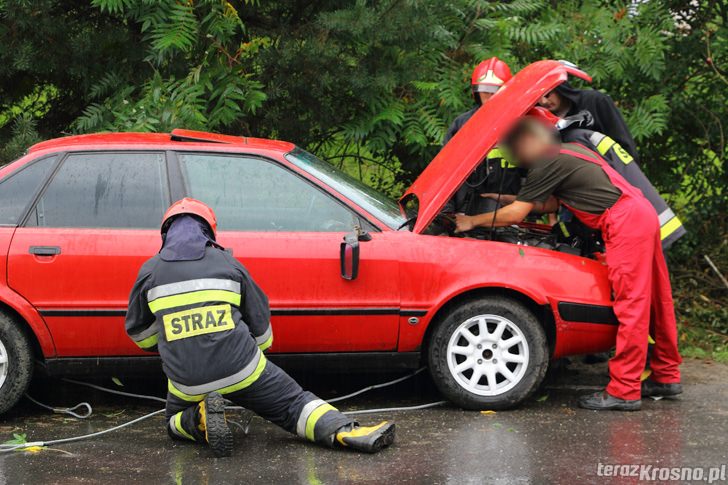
[443,57,522,215]
[455,118,683,410]
[556,109,686,249]
[538,61,639,161]
[126,198,395,457]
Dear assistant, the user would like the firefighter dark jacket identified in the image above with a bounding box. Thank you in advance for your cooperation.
[126,223,273,395]
[555,82,639,162]
[559,113,686,249]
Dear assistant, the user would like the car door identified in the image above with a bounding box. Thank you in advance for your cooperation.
[7,151,171,356]
[176,151,400,352]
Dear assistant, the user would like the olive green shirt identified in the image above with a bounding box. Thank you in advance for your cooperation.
[516,143,622,214]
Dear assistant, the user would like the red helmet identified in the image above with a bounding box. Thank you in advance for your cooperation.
[161,198,218,237]
[471,57,512,94]
[526,106,560,126]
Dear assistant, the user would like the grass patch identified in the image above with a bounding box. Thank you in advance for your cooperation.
[679,323,728,363]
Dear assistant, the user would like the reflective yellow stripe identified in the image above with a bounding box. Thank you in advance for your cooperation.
[660,216,683,241]
[167,354,267,402]
[305,403,336,441]
[558,221,570,238]
[136,333,158,349]
[596,135,633,164]
[216,353,267,395]
[148,290,241,313]
[487,148,517,168]
[488,148,504,159]
[168,380,206,402]
[612,144,633,164]
[258,335,273,352]
[596,135,616,155]
[174,412,195,441]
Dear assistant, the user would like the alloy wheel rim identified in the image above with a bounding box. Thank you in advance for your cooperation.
[0,337,8,389]
[446,314,529,396]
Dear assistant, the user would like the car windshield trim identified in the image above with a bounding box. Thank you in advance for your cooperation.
[285,148,406,230]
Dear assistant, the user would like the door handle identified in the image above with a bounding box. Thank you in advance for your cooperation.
[29,246,61,256]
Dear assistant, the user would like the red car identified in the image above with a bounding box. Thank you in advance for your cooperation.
[0,61,616,414]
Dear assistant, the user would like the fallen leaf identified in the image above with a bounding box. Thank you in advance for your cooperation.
[111,377,124,387]
[518,248,525,257]
[480,410,496,415]
[23,446,44,453]
[536,395,549,402]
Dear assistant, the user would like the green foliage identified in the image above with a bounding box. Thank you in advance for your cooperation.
[1,113,40,162]
[73,0,265,133]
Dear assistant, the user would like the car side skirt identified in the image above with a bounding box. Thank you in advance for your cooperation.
[38,352,422,377]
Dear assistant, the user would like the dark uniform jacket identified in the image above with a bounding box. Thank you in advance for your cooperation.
[555,82,639,161]
[559,114,686,249]
[443,106,524,214]
[126,245,273,396]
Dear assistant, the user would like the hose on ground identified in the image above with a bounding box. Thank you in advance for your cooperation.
[3,368,442,452]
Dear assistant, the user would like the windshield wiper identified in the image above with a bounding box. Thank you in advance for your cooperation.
[397,216,417,231]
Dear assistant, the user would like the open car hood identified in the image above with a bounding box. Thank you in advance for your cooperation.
[400,60,591,233]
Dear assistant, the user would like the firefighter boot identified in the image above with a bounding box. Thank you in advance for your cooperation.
[335,421,395,453]
[198,392,233,457]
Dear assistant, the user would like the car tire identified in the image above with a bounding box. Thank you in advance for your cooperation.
[0,313,34,415]
[428,296,548,410]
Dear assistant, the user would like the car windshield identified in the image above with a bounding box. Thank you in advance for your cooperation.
[285,148,406,230]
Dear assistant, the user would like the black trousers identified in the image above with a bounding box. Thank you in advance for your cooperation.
[165,357,352,446]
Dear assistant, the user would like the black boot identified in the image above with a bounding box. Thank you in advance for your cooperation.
[335,422,395,453]
[578,391,641,411]
[642,379,683,398]
[199,392,233,457]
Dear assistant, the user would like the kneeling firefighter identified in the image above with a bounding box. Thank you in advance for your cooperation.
[125,198,395,457]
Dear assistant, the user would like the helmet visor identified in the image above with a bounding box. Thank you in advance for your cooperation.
[472,84,501,94]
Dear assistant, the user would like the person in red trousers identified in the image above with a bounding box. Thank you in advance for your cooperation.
[455,116,682,411]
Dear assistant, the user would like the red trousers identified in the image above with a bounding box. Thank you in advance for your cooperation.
[600,197,682,400]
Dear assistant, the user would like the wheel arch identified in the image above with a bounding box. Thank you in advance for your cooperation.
[0,292,54,360]
[420,286,555,364]
[0,302,45,361]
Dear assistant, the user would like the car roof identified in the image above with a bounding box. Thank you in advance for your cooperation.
[27,129,296,154]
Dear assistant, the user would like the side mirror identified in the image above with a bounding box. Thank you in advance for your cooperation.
[340,233,360,280]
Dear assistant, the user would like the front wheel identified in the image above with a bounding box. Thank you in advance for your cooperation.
[428,296,548,410]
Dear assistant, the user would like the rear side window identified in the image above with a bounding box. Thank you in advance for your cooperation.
[179,153,356,232]
[0,156,57,225]
[27,152,169,229]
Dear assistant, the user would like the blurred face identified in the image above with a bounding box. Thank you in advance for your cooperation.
[538,90,564,113]
[477,91,495,104]
[510,129,552,167]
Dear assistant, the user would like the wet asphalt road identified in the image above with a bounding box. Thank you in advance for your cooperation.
[1,359,727,484]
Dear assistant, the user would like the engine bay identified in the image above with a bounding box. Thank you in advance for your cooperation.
[427,213,604,258]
